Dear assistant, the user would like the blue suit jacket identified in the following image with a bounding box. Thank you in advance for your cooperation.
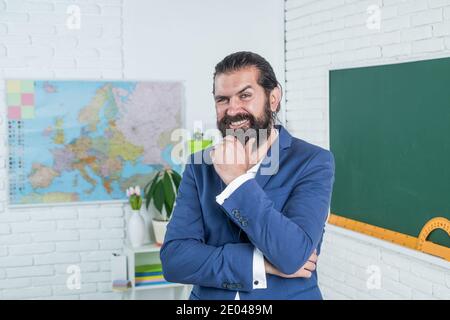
[160,125,335,300]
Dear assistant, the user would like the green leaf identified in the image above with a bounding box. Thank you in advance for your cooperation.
[144,175,159,209]
[145,196,151,211]
[164,196,172,218]
[171,171,182,191]
[143,179,152,194]
[153,180,164,213]
[162,171,175,213]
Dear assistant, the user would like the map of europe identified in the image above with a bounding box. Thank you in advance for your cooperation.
[6,80,183,205]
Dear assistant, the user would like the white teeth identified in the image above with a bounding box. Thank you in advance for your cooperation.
[231,120,247,126]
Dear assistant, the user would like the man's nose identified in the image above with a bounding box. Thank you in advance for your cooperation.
[226,96,244,116]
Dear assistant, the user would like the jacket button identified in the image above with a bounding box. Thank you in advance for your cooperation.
[254,280,259,285]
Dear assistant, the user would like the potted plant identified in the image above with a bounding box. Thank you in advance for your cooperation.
[143,167,182,245]
[126,186,145,248]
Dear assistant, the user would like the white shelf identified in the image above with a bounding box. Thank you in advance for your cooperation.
[124,242,162,254]
[134,283,185,291]
[123,241,190,299]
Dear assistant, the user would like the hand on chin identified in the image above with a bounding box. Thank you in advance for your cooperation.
[210,135,257,185]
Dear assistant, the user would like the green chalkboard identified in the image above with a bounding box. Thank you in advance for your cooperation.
[330,57,450,248]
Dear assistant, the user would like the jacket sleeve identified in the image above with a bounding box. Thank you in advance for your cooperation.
[219,149,335,275]
[160,159,255,292]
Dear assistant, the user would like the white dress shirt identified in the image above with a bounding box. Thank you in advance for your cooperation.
[215,129,278,300]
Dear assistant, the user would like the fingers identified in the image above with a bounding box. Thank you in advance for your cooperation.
[309,252,318,263]
[298,269,312,278]
[284,268,312,279]
[210,137,234,160]
[279,261,316,279]
[211,135,253,166]
[245,137,256,152]
[291,258,317,279]
[294,263,315,278]
[245,137,257,165]
[223,135,236,143]
[245,137,256,151]
[303,261,316,272]
[271,250,319,279]
[221,136,240,152]
[213,136,236,150]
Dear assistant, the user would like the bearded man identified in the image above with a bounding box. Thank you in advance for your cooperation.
[161,51,335,300]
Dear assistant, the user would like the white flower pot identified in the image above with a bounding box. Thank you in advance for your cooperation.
[127,209,145,248]
[140,207,152,244]
[152,219,169,246]
[148,199,169,221]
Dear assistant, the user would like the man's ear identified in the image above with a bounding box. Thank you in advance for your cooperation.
[270,86,281,112]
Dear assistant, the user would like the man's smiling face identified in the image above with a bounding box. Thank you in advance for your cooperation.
[214,66,274,145]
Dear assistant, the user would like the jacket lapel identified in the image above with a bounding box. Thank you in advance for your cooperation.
[254,124,292,190]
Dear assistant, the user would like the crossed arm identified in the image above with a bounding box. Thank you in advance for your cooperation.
[160,150,335,292]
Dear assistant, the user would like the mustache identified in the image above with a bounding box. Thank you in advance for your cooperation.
[216,99,273,148]
[220,113,255,127]
[217,113,257,146]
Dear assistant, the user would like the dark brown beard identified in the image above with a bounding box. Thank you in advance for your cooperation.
[217,98,273,148]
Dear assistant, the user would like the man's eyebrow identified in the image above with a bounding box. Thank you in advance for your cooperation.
[237,85,253,94]
[214,94,228,101]
[214,85,254,100]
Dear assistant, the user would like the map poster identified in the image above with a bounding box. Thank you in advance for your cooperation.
[6,80,184,206]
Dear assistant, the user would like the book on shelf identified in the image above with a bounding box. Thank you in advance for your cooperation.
[112,279,131,291]
[135,263,171,287]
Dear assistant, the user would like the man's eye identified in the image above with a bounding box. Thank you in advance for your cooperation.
[240,93,251,99]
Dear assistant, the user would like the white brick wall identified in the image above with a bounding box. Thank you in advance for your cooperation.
[0,0,125,300]
[319,225,450,299]
[285,0,450,299]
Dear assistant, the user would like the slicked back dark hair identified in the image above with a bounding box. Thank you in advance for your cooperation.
[213,51,282,113]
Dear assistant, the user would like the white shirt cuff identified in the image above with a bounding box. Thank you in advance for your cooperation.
[252,247,267,289]
[215,173,254,205]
